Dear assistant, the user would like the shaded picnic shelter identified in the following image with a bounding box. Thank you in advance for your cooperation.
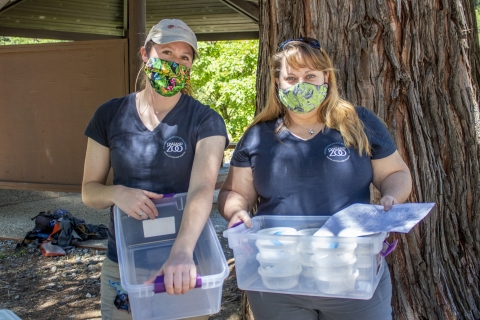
[0,0,257,193]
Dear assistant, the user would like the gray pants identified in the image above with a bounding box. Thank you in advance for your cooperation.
[246,266,392,320]
[100,257,210,320]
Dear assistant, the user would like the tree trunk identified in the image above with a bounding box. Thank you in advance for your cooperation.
[249,1,480,319]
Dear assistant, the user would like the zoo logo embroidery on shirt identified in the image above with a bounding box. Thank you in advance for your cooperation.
[164,136,187,158]
[325,142,350,162]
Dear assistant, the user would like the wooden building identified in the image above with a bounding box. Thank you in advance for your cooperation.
[0,0,258,192]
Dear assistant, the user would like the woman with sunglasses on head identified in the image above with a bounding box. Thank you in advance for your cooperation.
[218,37,412,319]
[82,19,228,320]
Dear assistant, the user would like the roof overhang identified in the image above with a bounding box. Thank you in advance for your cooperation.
[0,0,259,41]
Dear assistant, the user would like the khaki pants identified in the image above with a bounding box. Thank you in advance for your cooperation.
[100,257,209,320]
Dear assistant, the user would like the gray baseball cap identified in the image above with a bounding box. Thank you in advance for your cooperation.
[145,19,199,58]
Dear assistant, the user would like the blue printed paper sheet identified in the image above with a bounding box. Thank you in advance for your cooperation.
[314,203,435,237]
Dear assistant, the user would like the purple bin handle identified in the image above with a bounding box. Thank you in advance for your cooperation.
[154,275,202,293]
[162,193,175,198]
[380,239,398,257]
[229,221,244,229]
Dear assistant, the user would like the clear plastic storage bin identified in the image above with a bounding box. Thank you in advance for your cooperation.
[223,215,387,300]
[0,310,21,320]
[115,193,229,320]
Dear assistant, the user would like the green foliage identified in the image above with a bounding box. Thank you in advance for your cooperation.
[0,36,66,45]
[0,37,257,141]
[191,40,258,141]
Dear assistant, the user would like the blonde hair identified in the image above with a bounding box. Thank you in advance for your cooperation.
[135,40,194,96]
[249,41,371,156]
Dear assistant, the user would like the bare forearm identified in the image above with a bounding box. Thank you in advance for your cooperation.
[379,170,412,203]
[169,135,226,256]
[171,185,215,255]
[82,182,121,209]
[218,190,250,222]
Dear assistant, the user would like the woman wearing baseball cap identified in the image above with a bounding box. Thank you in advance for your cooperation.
[82,19,228,319]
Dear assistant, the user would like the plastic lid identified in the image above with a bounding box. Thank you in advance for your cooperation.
[258,264,302,277]
[255,227,298,247]
[311,241,357,251]
[256,239,298,248]
[257,227,297,236]
[256,252,299,263]
[296,228,319,236]
[311,254,357,267]
[300,261,314,267]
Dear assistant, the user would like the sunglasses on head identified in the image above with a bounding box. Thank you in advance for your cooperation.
[277,37,321,52]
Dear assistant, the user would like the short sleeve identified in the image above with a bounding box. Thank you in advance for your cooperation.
[356,107,397,159]
[84,97,124,148]
[230,125,261,167]
[230,137,250,167]
[196,110,230,148]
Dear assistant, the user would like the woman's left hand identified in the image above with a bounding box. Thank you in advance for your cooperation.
[145,250,197,295]
[380,195,399,211]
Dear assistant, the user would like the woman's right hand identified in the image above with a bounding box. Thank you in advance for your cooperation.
[113,185,164,220]
[228,209,252,228]
[218,166,257,228]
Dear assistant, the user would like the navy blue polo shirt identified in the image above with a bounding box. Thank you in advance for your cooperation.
[84,93,228,262]
[231,107,396,216]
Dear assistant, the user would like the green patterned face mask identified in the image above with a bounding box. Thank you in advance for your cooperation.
[278,82,328,114]
[144,58,190,97]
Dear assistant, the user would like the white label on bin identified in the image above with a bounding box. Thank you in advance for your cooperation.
[143,217,176,238]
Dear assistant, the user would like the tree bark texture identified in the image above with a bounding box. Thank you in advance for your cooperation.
[253,1,480,319]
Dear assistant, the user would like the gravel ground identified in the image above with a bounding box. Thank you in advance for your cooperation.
[0,234,240,320]
[0,240,104,319]
[0,189,239,320]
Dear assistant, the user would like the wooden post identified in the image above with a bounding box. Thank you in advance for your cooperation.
[127,0,146,93]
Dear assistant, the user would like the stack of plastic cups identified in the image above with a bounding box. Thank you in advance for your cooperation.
[310,240,359,294]
[354,234,383,280]
[296,228,320,278]
[255,227,301,289]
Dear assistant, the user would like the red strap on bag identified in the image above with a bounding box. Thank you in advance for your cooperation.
[40,223,66,257]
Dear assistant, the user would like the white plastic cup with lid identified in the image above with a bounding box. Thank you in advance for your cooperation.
[296,228,320,252]
[258,264,302,290]
[311,240,357,256]
[255,227,298,259]
[315,269,359,294]
[311,254,357,278]
[256,252,300,275]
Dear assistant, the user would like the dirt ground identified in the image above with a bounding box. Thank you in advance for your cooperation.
[0,235,241,320]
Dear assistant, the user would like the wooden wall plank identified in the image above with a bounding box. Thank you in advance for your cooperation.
[0,39,129,192]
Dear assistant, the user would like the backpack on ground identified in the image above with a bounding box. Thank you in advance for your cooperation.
[16,209,108,255]
[16,209,69,248]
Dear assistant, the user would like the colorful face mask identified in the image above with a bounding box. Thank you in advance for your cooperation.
[278,82,328,114]
[144,58,190,97]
